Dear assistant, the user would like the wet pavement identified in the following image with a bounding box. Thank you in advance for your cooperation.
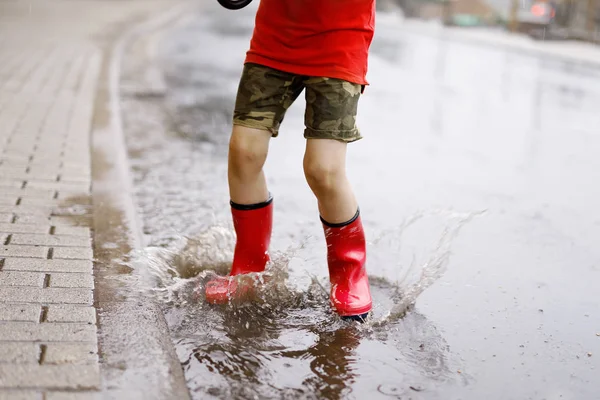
[120,3,600,399]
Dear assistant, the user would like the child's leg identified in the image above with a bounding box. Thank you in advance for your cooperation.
[205,63,304,304]
[303,138,357,224]
[228,125,271,205]
[303,77,372,320]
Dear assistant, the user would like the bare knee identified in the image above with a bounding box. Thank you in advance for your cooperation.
[303,154,345,197]
[229,126,270,178]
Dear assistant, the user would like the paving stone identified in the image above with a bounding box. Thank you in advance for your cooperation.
[0,246,49,259]
[0,180,24,189]
[0,343,38,363]
[60,166,90,175]
[0,322,96,342]
[0,271,43,287]
[53,192,92,204]
[52,247,93,261]
[28,165,60,177]
[52,226,90,238]
[0,214,12,223]
[44,343,97,364]
[0,197,17,206]
[0,304,40,322]
[2,258,92,273]
[27,172,61,181]
[0,287,92,304]
[0,223,50,234]
[0,166,27,175]
[0,173,31,181]
[0,188,56,199]
[49,216,91,227]
[58,175,90,184]
[0,156,30,166]
[45,392,101,400]
[48,273,93,289]
[0,205,53,214]
[46,305,95,324]
[0,390,41,400]
[28,161,61,171]
[25,181,89,193]
[13,214,51,225]
[11,234,90,248]
[0,364,100,389]
[16,197,59,207]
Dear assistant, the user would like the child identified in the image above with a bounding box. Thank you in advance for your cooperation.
[205,0,375,321]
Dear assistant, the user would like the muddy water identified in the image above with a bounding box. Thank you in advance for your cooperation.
[120,3,600,399]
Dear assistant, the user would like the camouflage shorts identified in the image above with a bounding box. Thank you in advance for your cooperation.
[233,63,364,142]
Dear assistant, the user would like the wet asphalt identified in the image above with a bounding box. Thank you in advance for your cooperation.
[120,2,600,399]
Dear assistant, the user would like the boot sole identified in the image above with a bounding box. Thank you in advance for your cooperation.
[341,312,370,323]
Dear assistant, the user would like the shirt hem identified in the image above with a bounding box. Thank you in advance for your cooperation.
[245,53,370,86]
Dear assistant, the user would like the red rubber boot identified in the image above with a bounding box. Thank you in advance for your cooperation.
[205,196,273,304]
[322,209,372,321]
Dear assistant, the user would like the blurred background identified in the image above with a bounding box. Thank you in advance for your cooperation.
[382,0,600,41]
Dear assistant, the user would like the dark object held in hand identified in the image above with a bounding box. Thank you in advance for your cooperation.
[217,0,253,10]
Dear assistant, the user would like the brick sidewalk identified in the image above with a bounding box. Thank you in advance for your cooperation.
[0,1,182,398]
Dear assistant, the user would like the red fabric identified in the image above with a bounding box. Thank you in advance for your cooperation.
[245,0,376,85]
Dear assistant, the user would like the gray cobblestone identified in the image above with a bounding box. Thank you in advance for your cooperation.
[44,343,97,364]
[0,197,17,206]
[0,157,29,166]
[0,304,40,322]
[0,205,53,214]
[0,364,100,389]
[0,0,190,394]
[53,198,92,209]
[0,173,42,182]
[46,305,95,324]
[49,273,93,289]
[52,226,90,237]
[52,247,93,261]
[0,246,49,258]
[11,234,90,248]
[0,271,43,287]
[0,287,92,304]
[0,343,38,363]
[2,258,92,273]
[0,180,24,189]
[28,172,61,181]
[0,390,41,400]
[49,216,90,227]
[45,392,101,400]
[27,165,60,177]
[60,166,91,175]
[0,322,96,342]
[25,181,89,193]
[0,223,50,234]
[58,175,90,184]
[28,160,62,171]
[13,214,51,225]
[0,166,27,174]
[16,197,59,207]
[0,188,56,199]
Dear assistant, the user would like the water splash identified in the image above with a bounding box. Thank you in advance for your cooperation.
[125,205,480,399]
[133,208,483,326]
[367,208,486,327]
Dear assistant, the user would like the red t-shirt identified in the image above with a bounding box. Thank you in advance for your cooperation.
[245,0,375,85]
